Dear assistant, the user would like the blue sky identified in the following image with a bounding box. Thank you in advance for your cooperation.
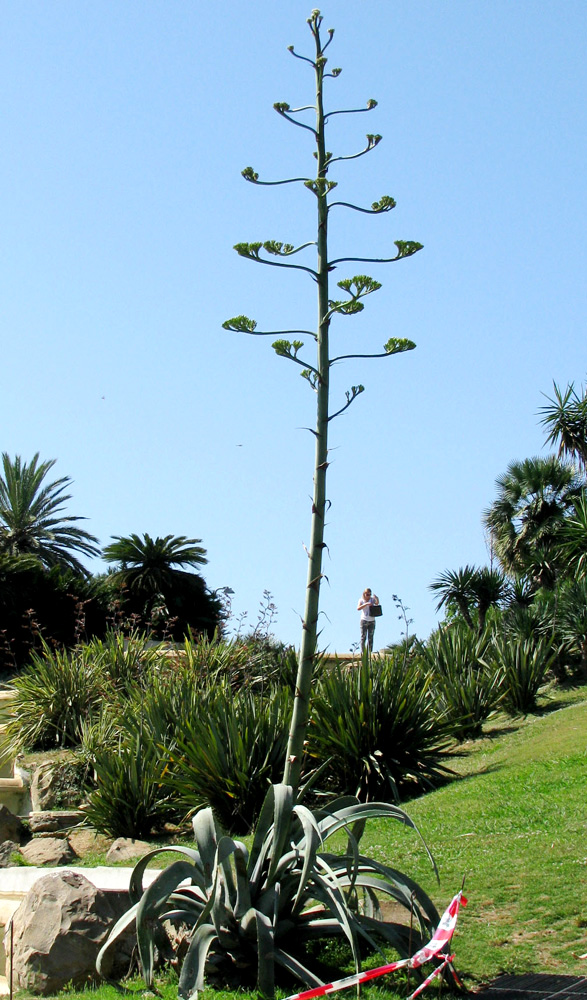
[2,1,585,651]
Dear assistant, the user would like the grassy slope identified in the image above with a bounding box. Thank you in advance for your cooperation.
[357,689,587,986]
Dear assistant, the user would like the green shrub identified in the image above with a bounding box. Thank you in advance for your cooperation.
[489,635,556,715]
[309,652,456,800]
[82,713,180,838]
[7,640,105,750]
[420,624,503,740]
[167,683,291,833]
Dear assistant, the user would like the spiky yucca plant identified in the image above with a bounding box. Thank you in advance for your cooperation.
[97,784,439,999]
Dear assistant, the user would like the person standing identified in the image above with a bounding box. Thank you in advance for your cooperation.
[357,587,379,654]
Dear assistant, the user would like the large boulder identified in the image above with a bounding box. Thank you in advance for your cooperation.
[0,804,25,844]
[6,870,132,994]
[30,760,86,812]
[106,837,153,863]
[20,836,76,867]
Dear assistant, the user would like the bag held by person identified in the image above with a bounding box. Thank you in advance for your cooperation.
[371,604,383,617]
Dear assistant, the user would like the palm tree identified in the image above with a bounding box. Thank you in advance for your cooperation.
[540,380,587,471]
[556,490,587,581]
[103,533,211,630]
[430,565,507,634]
[0,453,100,576]
[429,566,477,628]
[483,456,584,589]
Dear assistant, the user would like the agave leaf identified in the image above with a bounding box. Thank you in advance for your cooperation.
[193,807,220,887]
[275,946,325,988]
[267,783,294,881]
[129,845,203,904]
[95,902,140,981]
[233,842,253,919]
[318,802,416,839]
[310,861,361,973]
[291,803,323,911]
[318,802,437,877]
[313,794,361,819]
[215,835,239,904]
[323,854,439,927]
[136,861,200,984]
[358,913,422,956]
[295,915,346,937]
[178,922,217,1000]
[254,908,275,998]
[248,783,276,881]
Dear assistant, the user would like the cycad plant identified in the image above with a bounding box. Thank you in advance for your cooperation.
[309,653,456,800]
[97,784,440,999]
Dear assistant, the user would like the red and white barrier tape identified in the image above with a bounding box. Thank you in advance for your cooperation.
[283,890,467,1000]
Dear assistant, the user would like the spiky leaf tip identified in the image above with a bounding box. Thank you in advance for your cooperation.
[371,195,396,213]
[222,315,258,333]
[384,337,416,354]
[395,240,423,258]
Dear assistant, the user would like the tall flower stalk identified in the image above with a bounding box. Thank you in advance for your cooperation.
[224,9,422,793]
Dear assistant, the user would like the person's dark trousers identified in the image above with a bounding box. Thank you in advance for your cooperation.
[360,619,375,653]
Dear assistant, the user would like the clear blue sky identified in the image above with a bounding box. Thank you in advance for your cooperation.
[2,1,585,651]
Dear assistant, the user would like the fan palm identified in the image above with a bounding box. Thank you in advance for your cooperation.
[103,533,208,621]
[540,380,587,471]
[0,453,99,575]
[429,565,477,628]
[483,456,584,588]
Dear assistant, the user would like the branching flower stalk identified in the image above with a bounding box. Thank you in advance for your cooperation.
[224,10,421,795]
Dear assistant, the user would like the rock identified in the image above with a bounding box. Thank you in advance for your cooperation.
[69,829,112,859]
[20,837,75,866]
[30,760,85,812]
[0,839,21,867]
[28,810,84,833]
[106,837,153,863]
[0,804,25,844]
[6,870,133,994]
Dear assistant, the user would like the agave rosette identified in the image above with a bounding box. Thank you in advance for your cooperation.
[97,783,439,999]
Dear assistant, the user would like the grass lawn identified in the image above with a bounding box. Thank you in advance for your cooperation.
[356,684,587,987]
[15,684,587,999]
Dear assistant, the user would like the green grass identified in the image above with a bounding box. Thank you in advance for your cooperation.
[15,685,587,999]
[357,686,587,986]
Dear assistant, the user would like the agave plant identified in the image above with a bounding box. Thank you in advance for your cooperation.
[97,784,440,999]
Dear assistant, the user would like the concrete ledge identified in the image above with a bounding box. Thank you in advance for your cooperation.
[0,865,161,895]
